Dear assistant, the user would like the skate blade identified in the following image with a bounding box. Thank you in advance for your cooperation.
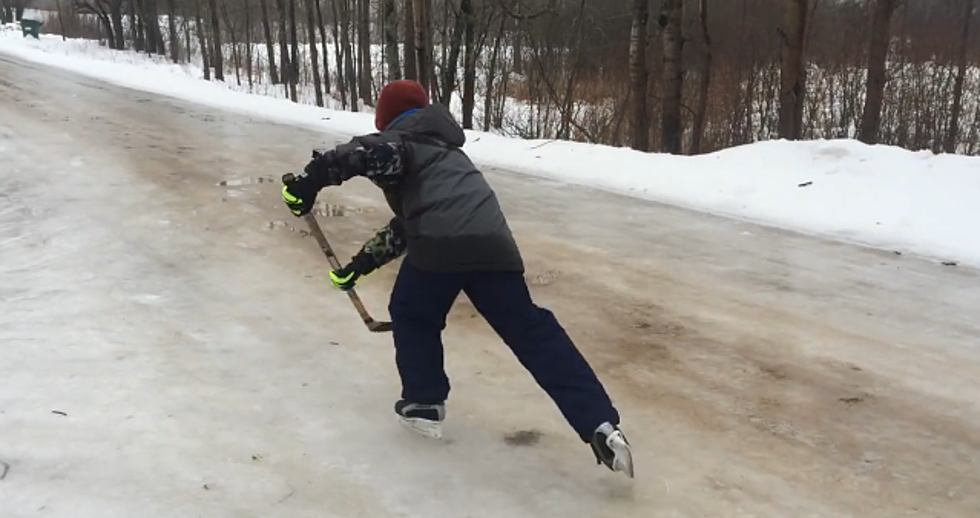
[398,416,443,439]
[607,431,634,478]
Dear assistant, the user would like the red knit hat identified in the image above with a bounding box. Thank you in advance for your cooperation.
[375,80,430,131]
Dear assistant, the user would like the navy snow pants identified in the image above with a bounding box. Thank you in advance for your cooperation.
[388,259,620,442]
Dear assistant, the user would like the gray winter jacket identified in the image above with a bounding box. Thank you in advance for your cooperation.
[308,103,524,274]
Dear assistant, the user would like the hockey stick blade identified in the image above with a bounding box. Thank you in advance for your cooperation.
[282,173,393,333]
[367,320,392,332]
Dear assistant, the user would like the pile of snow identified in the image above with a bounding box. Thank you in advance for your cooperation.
[2,29,979,268]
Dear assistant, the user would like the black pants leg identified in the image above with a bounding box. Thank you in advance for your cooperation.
[463,271,620,442]
[388,260,464,405]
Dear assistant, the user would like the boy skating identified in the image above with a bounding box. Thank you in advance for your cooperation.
[281,80,633,477]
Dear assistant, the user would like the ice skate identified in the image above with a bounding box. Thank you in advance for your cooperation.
[395,400,445,439]
[590,422,634,478]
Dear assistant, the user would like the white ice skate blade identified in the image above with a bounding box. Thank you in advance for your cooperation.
[399,416,443,439]
[606,431,634,478]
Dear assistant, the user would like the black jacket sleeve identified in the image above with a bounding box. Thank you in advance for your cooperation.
[305,133,411,274]
[305,132,409,190]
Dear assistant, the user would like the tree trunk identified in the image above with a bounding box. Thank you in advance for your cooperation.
[259,0,279,83]
[287,0,300,102]
[221,2,241,86]
[660,0,683,154]
[142,0,156,53]
[779,0,807,140]
[208,0,224,80]
[110,0,125,50]
[691,0,712,154]
[440,0,467,106]
[128,0,143,50]
[274,0,291,97]
[167,0,179,62]
[412,0,429,92]
[316,0,331,93]
[96,10,116,49]
[483,14,505,132]
[149,0,165,55]
[945,0,974,153]
[183,12,193,62]
[195,0,211,80]
[512,17,522,76]
[383,0,401,80]
[424,0,435,96]
[306,0,324,106]
[858,0,898,145]
[330,0,348,108]
[245,0,253,87]
[339,0,358,109]
[628,0,650,152]
[55,0,66,41]
[460,0,476,128]
[357,0,372,105]
[403,0,417,80]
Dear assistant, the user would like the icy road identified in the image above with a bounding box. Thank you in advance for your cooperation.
[2,55,980,518]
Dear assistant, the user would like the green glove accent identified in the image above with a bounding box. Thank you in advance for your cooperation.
[329,268,360,291]
[282,184,305,216]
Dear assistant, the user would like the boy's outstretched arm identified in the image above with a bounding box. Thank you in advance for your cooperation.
[329,217,407,291]
[281,133,407,216]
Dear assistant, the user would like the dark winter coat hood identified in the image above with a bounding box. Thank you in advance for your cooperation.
[386,103,467,148]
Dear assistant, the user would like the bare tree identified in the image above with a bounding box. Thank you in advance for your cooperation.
[779,0,807,140]
[859,0,899,144]
[339,0,358,108]
[109,0,123,50]
[207,0,224,80]
[0,0,11,24]
[403,0,417,80]
[194,0,211,80]
[413,0,431,92]
[660,0,683,154]
[628,0,651,152]
[460,0,477,128]
[167,0,178,62]
[357,0,372,105]
[259,0,279,83]
[945,0,975,153]
[274,0,291,97]
[306,0,324,106]
[287,0,300,101]
[440,0,468,105]
[220,2,241,85]
[384,0,401,79]
[315,0,332,92]
[691,0,713,154]
[73,0,120,49]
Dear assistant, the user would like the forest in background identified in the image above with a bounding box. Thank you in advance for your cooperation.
[3,0,979,156]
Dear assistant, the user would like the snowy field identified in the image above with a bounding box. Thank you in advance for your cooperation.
[2,26,979,268]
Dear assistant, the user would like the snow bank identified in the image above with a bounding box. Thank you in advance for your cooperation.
[3,29,979,268]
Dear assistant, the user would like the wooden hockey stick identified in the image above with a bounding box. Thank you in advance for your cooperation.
[282,173,392,333]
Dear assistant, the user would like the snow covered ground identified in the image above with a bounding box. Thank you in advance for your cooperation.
[4,29,980,517]
[2,26,979,270]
